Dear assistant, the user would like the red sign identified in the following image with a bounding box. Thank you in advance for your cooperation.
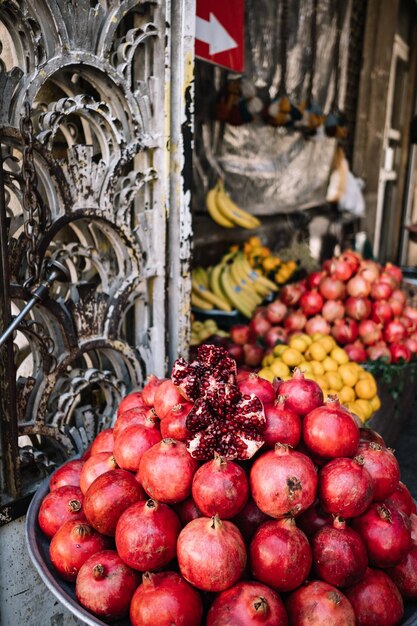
[195,0,244,73]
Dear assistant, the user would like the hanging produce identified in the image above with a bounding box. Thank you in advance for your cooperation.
[205,179,261,229]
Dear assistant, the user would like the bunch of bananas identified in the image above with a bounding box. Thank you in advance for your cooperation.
[190,319,229,346]
[206,179,261,230]
[242,237,298,285]
[191,252,277,318]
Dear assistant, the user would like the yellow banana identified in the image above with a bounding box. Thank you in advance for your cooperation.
[191,291,213,310]
[236,254,272,297]
[240,254,278,294]
[216,182,261,230]
[192,270,233,312]
[193,266,210,289]
[219,265,254,318]
[206,184,235,228]
[229,257,262,307]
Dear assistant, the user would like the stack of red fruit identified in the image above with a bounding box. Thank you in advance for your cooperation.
[37,346,417,625]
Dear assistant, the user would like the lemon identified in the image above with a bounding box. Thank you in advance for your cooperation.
[331,346,349,365]
[315,374,329,390]
[338,363,359,387]
[324,371,343,391]
[281,348,303,367]
[357,368,373,380]
[355,398,374,421]
[311,332,324,341]
[262,354,275,367]
[307,342,327,362]
[258,367,275,383]
[310,360,325,375]
[298,361,313,374]
[322,356,339,372]
[346,401,367,423]
[319,336,336,353]
[370,395,381,412]
[289,335,308,353]
[273,344,288,357]
[270,360,290,378]
[355,377,377,400]
[339,386,356,403]
[299,333,313,346]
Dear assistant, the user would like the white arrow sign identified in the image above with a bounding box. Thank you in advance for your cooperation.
[196,13,238,56]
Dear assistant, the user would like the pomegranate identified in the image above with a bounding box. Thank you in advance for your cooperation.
[38,485,85,538]
[278,369,323,417]
[302,396,359,459]
[154,379,186,418]
[322,299,345,322]
[238,373,275,405]
[404,336,417,353]
[173,496,202,526]
[249,309,272,337]
[351,503,411,568]
[90,428,115,455]
[130,571,203,626]
[389,297,405,317]
[380,271,400,290]
[345,296,372,321]
[263,396,302,449]
[312,516,368,587]
[404,305,417,323]
[367,342,392,362]
[307,270,326,289]
[346,273,371,298]
[360,260,381,284]
[371,280,393,300]
[264,326,288,348]
[358,442,400,501]
[117,390,146,418]
[160,403,192,441]
[387,545,417,599]
[113,406,157,439]
[115,499,181,571]
[305,315,331,336]
[141,374,164,406]
[79,452,118,494]
[280,282,306,307]
[49,459,84,490]
[207,581,288,626]
[229,324,254,346]
[385,262,403,285]
[391,288,407,306]
[411,514,417,545]
[300,290,324,316]
[250,444,318,518]
[319,276,346,300]
[76,550,140,621]
[250,518,312,592]
[345,567,404,626]
[283,310,307,332]
[138,439,198,504]
[113,422,162,472]
[384,319,407,344]
[331,318,359,345]
[49,520,111,582]
[359,427,386,447]
[331,257,355,281]
[371,300,393,324]
[385,481,415,517]
[297,499,332,538]
[83,468,145,536]
[318,456,374,518]
[227,344,245,367]
[265,299,288,324]
[232,498,272,543]
[191,453,249,519]
[344,340,367,362]
[358,319,382,345]
[243,343,265,367]
[177,515,247,591]
[286,580,355,625]
[390,342,412,363]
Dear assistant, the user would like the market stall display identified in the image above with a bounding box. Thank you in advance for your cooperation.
[27,346,417,625]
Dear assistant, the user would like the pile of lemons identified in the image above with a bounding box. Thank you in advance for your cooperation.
[258,332,380,423]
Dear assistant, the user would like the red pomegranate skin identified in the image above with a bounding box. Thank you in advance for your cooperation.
[278,371,323,417]
[115,499,181,571]
[359,427,386,448]
[238,373,276,406]
[117,391,146,418]
[49,459,84,490]
[49,520,111,582]
[154,379,185,419]
[302,400,359,459]
[207,581,288,626]
[130,571,203,626]
[173,496,203,526]
[76,550,140,620]
[385,481,415,517]
[191,454,249,519]
[263,399,302,449]
[38,485,85,538]
[250,518,312,592]
[312,517,368,587]
[141,374,164,407]
[177,515,247,592]
[160,403,192,441]
[387,545,417,599]
[79,452,119,495]
[90,428,115,455]
[138,439,199,504]
[113,407,156,439]
[232,498,272,543]
[286,580,356,626]
[113,423,162,472]
[250,445,318,518]
[351,503,411,568]
[318,457,374,518]
[83,468,145,536]
[410,513,417,546]
[358,442,400,501]
[297,499,332,539]
[345,567,404,626]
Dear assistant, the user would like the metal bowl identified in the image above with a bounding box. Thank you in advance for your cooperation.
[25,475,130,626]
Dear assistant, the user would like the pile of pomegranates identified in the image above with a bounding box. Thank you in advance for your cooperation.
[37,346,417,625]
[225,252,417,368]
